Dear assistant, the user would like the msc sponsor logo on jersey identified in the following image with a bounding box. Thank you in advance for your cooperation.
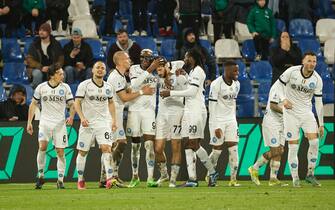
[42,95,65,102]
[222,94,237,100]
[143,77,158,84]
[89,95,108,101]
[291,84,313,93]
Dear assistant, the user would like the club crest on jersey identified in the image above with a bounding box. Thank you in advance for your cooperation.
[309,82,316,89]
[287,132,292,138]
[106,89,111,95]
[271,138,277,144]
[59,89,65,96]
[119,130,125,136]
[212,137,217,143]
[79,142,85,147]
[38,132,43,138]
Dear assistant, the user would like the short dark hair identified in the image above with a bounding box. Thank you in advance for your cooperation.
[117,28,128,36]
[48,64,62,79]
[303,51,317,58]
[223,60,238,69]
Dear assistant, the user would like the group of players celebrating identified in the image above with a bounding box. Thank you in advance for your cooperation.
[26,47,324,189]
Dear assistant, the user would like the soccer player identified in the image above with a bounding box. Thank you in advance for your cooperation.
[98,51,155,187]
[155,59,188,187]
[279,52,324,187]
[248,80,287,186]
[208,60,241,187]
[127,49,161,187]
[27,65,75,189]
[74,61,117,189]
[160,48,219,187]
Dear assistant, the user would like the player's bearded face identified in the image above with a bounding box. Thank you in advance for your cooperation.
[303,55,317,73]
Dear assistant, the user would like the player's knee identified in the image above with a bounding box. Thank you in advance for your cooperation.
[56,148,64,157]
[132,137,141,143]
[279,146,284,156]
[78,150,88,157]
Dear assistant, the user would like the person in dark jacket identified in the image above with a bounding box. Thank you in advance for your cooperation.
[178,28,217,85]
[25,23,64,89]
[22,0,45,35]
[63,28,94,84]
[107,29,142,70]
[0,85,28,121]
[131,0,149,36]
[269,31,302,84]
[105,0,119,36]
[45,0,70,35]
[247,0,276,60]
[210,0,237,42]
[0,0,21,37]
[157,0,177,36]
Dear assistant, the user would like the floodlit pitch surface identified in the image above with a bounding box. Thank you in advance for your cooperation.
[1,181,335,209]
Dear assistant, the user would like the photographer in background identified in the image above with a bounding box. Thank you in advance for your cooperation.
[0,85,28,121]
[63,28,94,84]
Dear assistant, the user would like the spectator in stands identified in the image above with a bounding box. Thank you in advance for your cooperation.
[105,0,119,36]
[45,0,70,36]
[234,0,254,24]
[22,0,45,36]
[107,29,142,69]
[269,31,302,84]
[131,0,149,36]
[281,0,319,26]
[0,85,28,121]
[157,0,177,36]
[26,23,64,89]
[63,28,94,84]
[247,0,276,60]
[210,0,237,42]
[175,0,202,51]
[0,0,21,37]
[178,28,216,85]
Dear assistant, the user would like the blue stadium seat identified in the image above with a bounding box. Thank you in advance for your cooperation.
[238,78,253,97]
[106,36,117,55]
[258,81,271,105]
[199,39,214,56]
[0,83,7,102]
[69,83,79,96]
[237,95,255,117]
[297,38,323,60]
[315,61,331,79]
[133,37,158,55]
[3,63,29,85]
[249,61,272,82]
[289,19,315,39]
[84,38,106,62]
[323,78,334,103]
[119,0,131,17]
[58,39,70,48]
[276,19,287,33]
[23,37,34,56]
[98,16,123,37]
[241,39,256,61]
[1,38,23,62]
[160,39,176,61]
[93,0,106,7]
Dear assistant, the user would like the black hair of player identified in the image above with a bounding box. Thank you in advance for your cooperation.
[48,64,61,79]
[223,60,237,70]
[186,48,204,70]
[303,51,317,59]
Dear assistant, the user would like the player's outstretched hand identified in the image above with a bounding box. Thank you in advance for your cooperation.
[81,118,89,127]
[215,128,222,139]
[112,121,117,132]
[175,68,186,76]
[27,123,33,135]
[283,99,292,109]
[319,126,324,138]
[141,84,155,95]
[160,90,170,98]
[66,117,74,126]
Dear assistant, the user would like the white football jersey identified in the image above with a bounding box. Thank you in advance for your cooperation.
[128,64,158,111]
[33,82,73,125]
[107,69,127,109]
[209,76,240,122]
[279,65,323,115]
[158,73,187,112]
[75,79,113,127]
[263,80,284,125]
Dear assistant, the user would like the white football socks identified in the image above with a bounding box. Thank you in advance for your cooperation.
[131,143,141,177]
[144,141,155,181]
[185,149,197,181]
[307,139,319,176]
[37,150,46,178]
[57,154,66,182]
[76,153,87,181]
[228,146,239,181]
[288,144,299,181]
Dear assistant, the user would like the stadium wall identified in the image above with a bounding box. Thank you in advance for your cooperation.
[0,118,334,183]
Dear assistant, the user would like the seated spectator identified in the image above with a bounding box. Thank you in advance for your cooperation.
[107,29,142,70]
[247,0,276,60]
[22,0,45,36]
[131,0,149,36]
[105,0,119,36]
[269,31,302,84]
[26,23,64,89]
[157,0,176,36]
[45,0,70,36]
[210,0,237,42]
[63,28,94,84]
[0,0,21,37]
[0,85,29,121]
[178,28,216,85]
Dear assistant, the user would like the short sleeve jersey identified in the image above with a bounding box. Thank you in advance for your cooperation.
[33,82,73,125]
[75,79,113,127]
[107,69,127,109]
[279,65,323,115]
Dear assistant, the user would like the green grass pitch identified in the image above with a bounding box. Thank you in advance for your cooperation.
[1,180,335,210]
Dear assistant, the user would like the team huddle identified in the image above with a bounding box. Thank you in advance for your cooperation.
[26,48,324,189]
